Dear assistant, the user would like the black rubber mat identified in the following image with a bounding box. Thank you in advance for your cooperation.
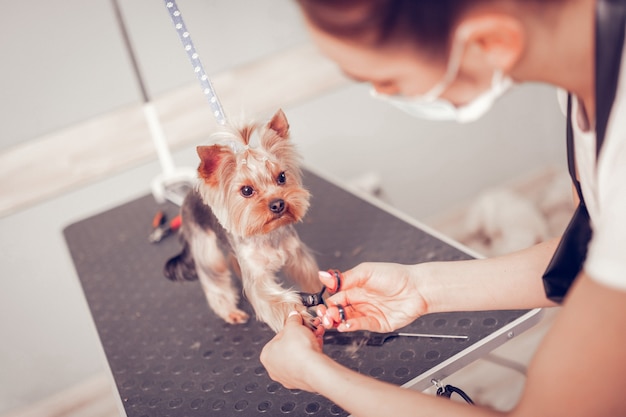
[64,170,528,416]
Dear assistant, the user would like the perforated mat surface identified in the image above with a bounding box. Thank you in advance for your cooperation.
[64,170,530,417]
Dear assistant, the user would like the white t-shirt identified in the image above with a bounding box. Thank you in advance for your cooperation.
[559,41,626,292]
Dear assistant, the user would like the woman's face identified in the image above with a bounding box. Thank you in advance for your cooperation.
[306,22,495,107]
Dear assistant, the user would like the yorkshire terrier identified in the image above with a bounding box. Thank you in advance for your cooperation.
[164,109,322,332]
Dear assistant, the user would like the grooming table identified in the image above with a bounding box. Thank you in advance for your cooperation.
[64,169,540,417]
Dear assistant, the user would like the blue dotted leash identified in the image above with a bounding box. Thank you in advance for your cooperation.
[164,0,228,126]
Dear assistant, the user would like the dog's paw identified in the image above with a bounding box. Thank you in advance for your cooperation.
[224,309,249,324]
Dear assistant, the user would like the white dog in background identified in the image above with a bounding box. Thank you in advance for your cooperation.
[462,188,551,256]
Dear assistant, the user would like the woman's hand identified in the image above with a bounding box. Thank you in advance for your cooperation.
[260,312,326,392]
[317,262,427,333]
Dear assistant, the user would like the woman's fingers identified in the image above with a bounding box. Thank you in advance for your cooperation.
[319,266,370,293]
[318,302,384,332]
[318,270,344,293]
[286,310,303,324]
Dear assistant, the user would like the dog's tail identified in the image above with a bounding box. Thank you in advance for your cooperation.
[164,240,199,282]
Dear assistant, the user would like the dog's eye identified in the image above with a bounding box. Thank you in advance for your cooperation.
[277,171,286,185]
[240,185,255,197]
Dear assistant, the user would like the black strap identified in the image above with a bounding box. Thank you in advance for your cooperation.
[596,0,626,157]
[436,384,475,405]
[565,95,584,202]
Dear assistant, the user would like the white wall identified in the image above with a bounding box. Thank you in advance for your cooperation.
[286,82,566,220]
[0,0,309,150]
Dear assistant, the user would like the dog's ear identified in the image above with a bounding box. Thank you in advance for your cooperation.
[196,145,233,185]
[267,109,289,139]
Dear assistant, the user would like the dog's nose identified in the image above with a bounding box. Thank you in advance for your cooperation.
[269,199,285,214]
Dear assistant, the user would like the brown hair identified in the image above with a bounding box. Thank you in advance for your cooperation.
[296,0,477,55]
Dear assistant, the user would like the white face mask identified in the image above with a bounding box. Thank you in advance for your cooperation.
[371,37,514,123]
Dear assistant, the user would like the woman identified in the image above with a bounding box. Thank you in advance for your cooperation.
[261,1,626,415]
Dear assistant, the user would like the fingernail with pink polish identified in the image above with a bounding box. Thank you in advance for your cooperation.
[337,322,351,332]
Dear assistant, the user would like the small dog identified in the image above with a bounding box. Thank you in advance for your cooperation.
[164,109,322,332]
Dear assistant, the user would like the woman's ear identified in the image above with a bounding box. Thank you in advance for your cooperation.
[454,13,525,72]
